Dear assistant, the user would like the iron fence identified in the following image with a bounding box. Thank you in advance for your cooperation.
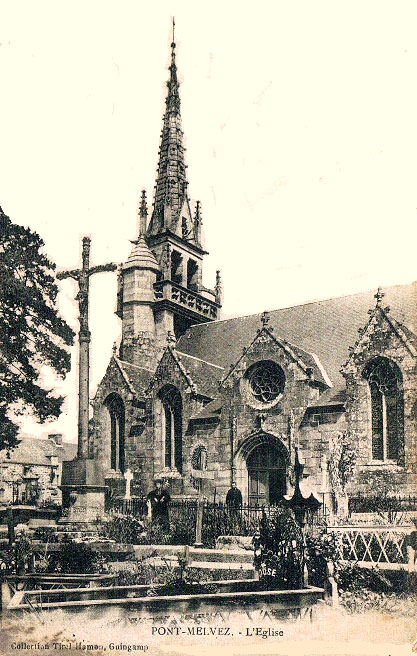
[105,497,325,540]
[348,494,417,515]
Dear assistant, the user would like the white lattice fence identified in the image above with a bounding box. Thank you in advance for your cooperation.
[327,526,416,570]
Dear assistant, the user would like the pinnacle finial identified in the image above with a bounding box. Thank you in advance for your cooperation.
[194,200,202,226]
[138,189,148,236]
[215,270,223,305]
[140,190,148,218]
[112,342,118,356]
[193,200,202,244]
[172,17,175,45]
[374,286,385,308]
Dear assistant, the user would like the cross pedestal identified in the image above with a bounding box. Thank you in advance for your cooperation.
[61,459,107,523]
[124,469,133,500]
[192,468,214,547]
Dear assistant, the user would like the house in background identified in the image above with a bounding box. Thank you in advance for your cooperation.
[0,434,76,508]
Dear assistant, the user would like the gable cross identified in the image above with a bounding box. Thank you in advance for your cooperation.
[57,237,117,459]
[374,286,385,308]
[166,330,177,348]
[261,310,270,327]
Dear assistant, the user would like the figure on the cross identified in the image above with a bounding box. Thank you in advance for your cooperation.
[57,236,117,459]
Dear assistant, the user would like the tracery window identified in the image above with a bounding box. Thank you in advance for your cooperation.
[363,357,404,462]
[106,394,126,473]
[160,385,183,473]
[246,360,285,406]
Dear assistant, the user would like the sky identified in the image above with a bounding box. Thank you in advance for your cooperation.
[1,0,416,442]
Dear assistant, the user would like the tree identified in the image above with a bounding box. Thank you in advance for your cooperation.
[0,207,74,452]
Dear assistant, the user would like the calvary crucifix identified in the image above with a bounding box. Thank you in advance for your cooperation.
[57,237,117,459]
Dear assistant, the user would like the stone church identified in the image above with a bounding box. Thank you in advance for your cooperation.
[90,37,417,512]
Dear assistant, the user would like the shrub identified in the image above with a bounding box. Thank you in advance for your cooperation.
[99,514,146,544]
[253,506,305,590]
[340,589,417,615]
[305,530,342,587]
[32,527,59,543]
[47,537,105,574]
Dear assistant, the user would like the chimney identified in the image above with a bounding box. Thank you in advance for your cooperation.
[48,433,63,447]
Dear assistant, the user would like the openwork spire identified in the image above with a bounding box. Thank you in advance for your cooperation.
[147,21,191,238]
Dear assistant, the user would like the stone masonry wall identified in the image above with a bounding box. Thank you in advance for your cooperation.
[342,309,417,496]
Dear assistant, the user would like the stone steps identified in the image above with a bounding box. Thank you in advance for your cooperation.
[133,544,253,564]
[150,557,254,572]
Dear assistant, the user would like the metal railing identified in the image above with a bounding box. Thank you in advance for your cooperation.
[348,494,417,515]
[105,497,325,538]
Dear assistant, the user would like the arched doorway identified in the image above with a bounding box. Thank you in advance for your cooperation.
[247,443,286,505]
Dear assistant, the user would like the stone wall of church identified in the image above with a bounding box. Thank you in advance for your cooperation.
[342,311,417,497]
[183,332,341,504]
[298,408,347,516]
[91,308,416,511]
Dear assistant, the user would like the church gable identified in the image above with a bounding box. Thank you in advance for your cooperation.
[341,289,417,377]
[176,281,416,387]
[93,355,136,407]
[340,290,417,486]
[150,345,197,396]
[221,315,331,393]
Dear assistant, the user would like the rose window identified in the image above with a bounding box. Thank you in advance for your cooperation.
[247,361,285,405]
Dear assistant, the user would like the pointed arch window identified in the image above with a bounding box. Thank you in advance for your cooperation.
[159,385,183,472]
[105,394,126,473]
[363,357,404,462]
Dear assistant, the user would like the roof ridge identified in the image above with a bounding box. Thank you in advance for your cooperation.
[182,280,417,333]
[117,359,154,373]
[176,350,225,370]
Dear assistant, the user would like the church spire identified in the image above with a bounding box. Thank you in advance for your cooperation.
[147,20,192,238]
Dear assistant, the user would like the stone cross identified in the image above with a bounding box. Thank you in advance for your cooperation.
[124,469,133,500]
[166,330,177,347]
[191,467,214,547]
[374,286,385,308]
[57,237,117,459]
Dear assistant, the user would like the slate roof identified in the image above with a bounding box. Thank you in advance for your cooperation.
[0,438,77,466]
[176,351,224,398]
[123,235,160,273]
[190,397,224,422]
[177,281,416,388]
[308,386,346,408]
[116,359,154,396]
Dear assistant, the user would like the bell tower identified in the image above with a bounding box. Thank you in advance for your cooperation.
[146,25,221,346]
[117,23,222,365]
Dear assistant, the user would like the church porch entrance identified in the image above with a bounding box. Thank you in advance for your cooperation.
[247,444,286,505]
[234,432,289,506]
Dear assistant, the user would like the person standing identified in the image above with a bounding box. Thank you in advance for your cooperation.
[147,479,171,531]
[226,481,242,509]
